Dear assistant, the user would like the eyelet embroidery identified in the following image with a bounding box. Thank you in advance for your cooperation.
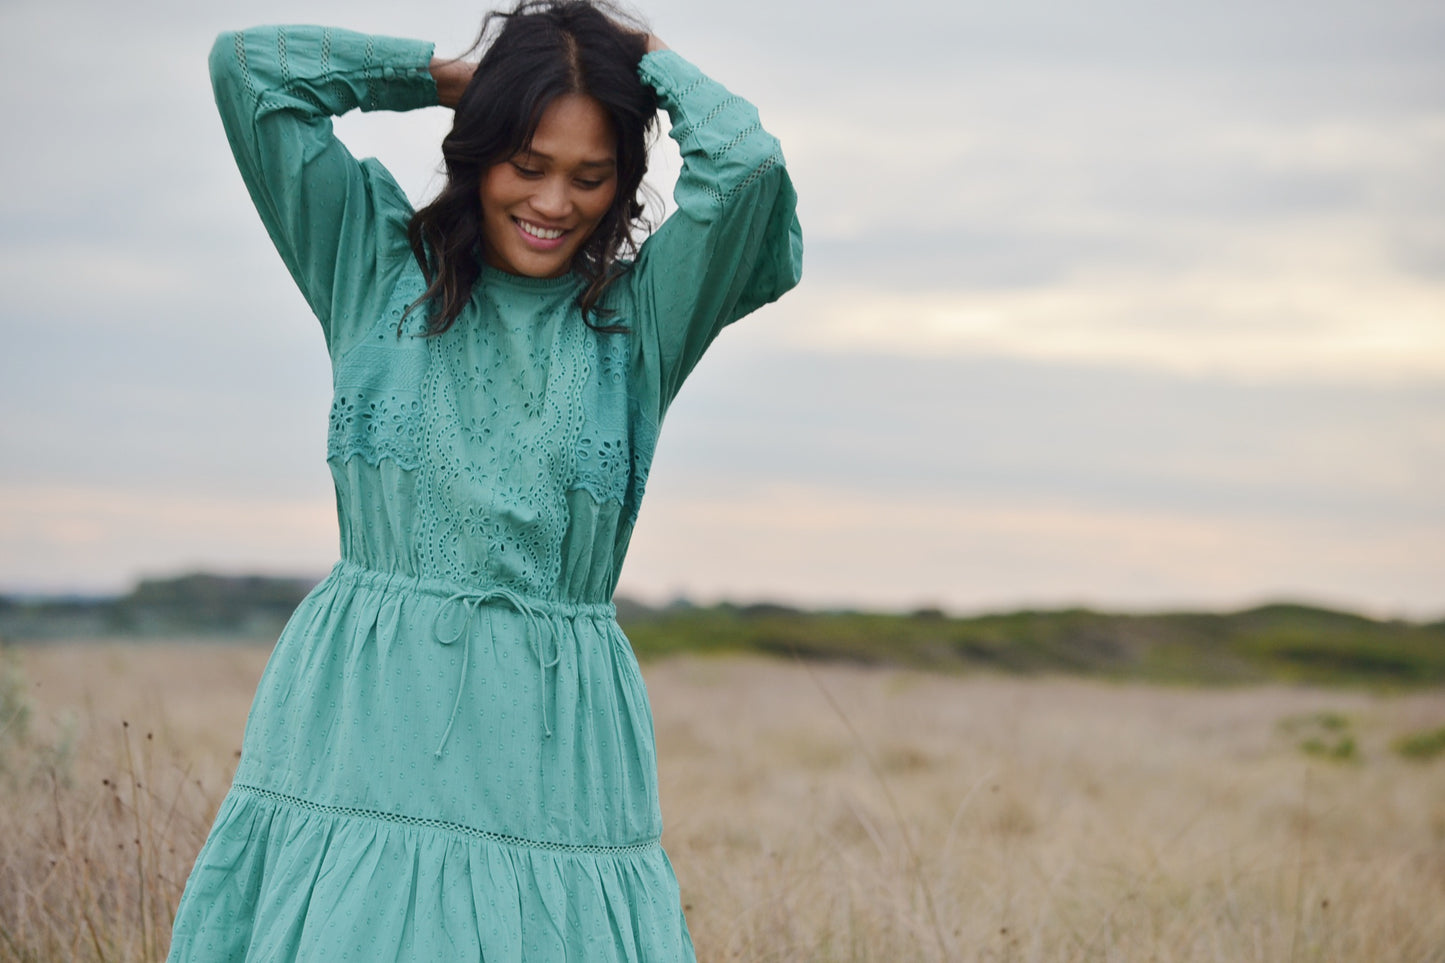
[326,267,662,586]
[327,274,430,469]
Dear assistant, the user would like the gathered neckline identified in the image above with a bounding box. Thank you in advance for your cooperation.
[479,265,584,294]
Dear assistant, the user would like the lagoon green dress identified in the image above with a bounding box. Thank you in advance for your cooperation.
[168,26,800,962]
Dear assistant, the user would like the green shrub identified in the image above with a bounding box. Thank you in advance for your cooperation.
[1280,711,1358,763]
[1300,734,1358,762]
[1392,725,1445,762]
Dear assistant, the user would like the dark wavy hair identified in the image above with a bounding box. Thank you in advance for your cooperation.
[407,0,657,334]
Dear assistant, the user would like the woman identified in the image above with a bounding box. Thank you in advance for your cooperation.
[170,2,801,960]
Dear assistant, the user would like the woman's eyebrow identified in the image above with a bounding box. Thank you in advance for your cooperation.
[521,149,617,169]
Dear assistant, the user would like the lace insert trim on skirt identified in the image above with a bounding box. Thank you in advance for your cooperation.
[232,784,663,857]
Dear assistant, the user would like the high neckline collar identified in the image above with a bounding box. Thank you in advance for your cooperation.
[479,264,583,293]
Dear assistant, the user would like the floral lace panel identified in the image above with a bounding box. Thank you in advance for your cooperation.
[574,331,630,507]
[575,326,660,527]
[327,276,430,470]
[414,301,586,593]
[326,267,666,588]
[625,414,658,528]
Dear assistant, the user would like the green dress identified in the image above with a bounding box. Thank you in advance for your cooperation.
[169,26,801,962]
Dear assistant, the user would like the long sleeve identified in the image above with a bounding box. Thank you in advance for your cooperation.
[624,50,804,419]
[209,27,438,352]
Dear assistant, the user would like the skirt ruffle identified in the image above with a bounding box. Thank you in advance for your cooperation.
[167,785,695,962]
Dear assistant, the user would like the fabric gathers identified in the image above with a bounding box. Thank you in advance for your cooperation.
[431,585,563,752]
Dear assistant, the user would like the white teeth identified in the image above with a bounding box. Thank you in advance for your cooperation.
[517,220,564,240]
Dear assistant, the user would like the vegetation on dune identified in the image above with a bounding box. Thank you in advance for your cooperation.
[2,575,1443,687]
[0,575,317,641]
[621,600,1445,687]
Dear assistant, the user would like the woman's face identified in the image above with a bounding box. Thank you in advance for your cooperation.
[479,93,619,279]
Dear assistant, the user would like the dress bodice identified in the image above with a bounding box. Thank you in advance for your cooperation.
[327,262,652,602]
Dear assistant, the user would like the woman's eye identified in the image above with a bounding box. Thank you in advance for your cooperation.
[575,179,605,190]
[511,163,543,178]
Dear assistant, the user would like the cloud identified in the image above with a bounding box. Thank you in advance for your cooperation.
[656,348,1445,518]
[757,262,1445,381]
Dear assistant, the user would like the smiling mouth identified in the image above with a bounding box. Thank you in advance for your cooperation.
[514,218,567,242]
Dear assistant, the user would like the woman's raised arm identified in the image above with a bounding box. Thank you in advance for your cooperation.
[624,47,803,417]
[210,27,437,350]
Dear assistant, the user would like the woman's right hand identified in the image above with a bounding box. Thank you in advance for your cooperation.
[430,58,476,109]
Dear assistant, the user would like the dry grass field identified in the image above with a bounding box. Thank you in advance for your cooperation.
[2,641,1443,962]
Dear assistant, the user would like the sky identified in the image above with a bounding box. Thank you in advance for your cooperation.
[1,0,1442,617]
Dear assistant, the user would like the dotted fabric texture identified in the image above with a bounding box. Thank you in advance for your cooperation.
[169,24,801,963]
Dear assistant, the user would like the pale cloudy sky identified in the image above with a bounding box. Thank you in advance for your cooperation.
[1,0,1441,616]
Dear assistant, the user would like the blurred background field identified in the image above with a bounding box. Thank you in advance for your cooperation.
[2,635,1443,962]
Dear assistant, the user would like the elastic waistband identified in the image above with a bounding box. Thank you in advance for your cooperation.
[324,560,616,620]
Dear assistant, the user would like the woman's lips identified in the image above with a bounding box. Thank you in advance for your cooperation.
[514,217,568,250]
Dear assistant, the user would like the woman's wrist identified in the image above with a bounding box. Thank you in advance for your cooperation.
[429,57,475,109]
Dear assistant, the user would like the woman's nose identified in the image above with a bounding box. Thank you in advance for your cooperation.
[531,178,571,218]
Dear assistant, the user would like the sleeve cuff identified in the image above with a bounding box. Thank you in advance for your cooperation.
[637,49,704,99]
[357,35,439,111]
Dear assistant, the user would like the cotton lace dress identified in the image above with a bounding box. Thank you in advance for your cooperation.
[168,26,801,962]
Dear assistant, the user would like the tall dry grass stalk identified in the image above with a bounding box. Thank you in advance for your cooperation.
[2,642,1443,962]
[0,723,207,962]
[0,642,257,963]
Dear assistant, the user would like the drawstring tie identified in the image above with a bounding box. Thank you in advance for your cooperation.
[430,588,561,757]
